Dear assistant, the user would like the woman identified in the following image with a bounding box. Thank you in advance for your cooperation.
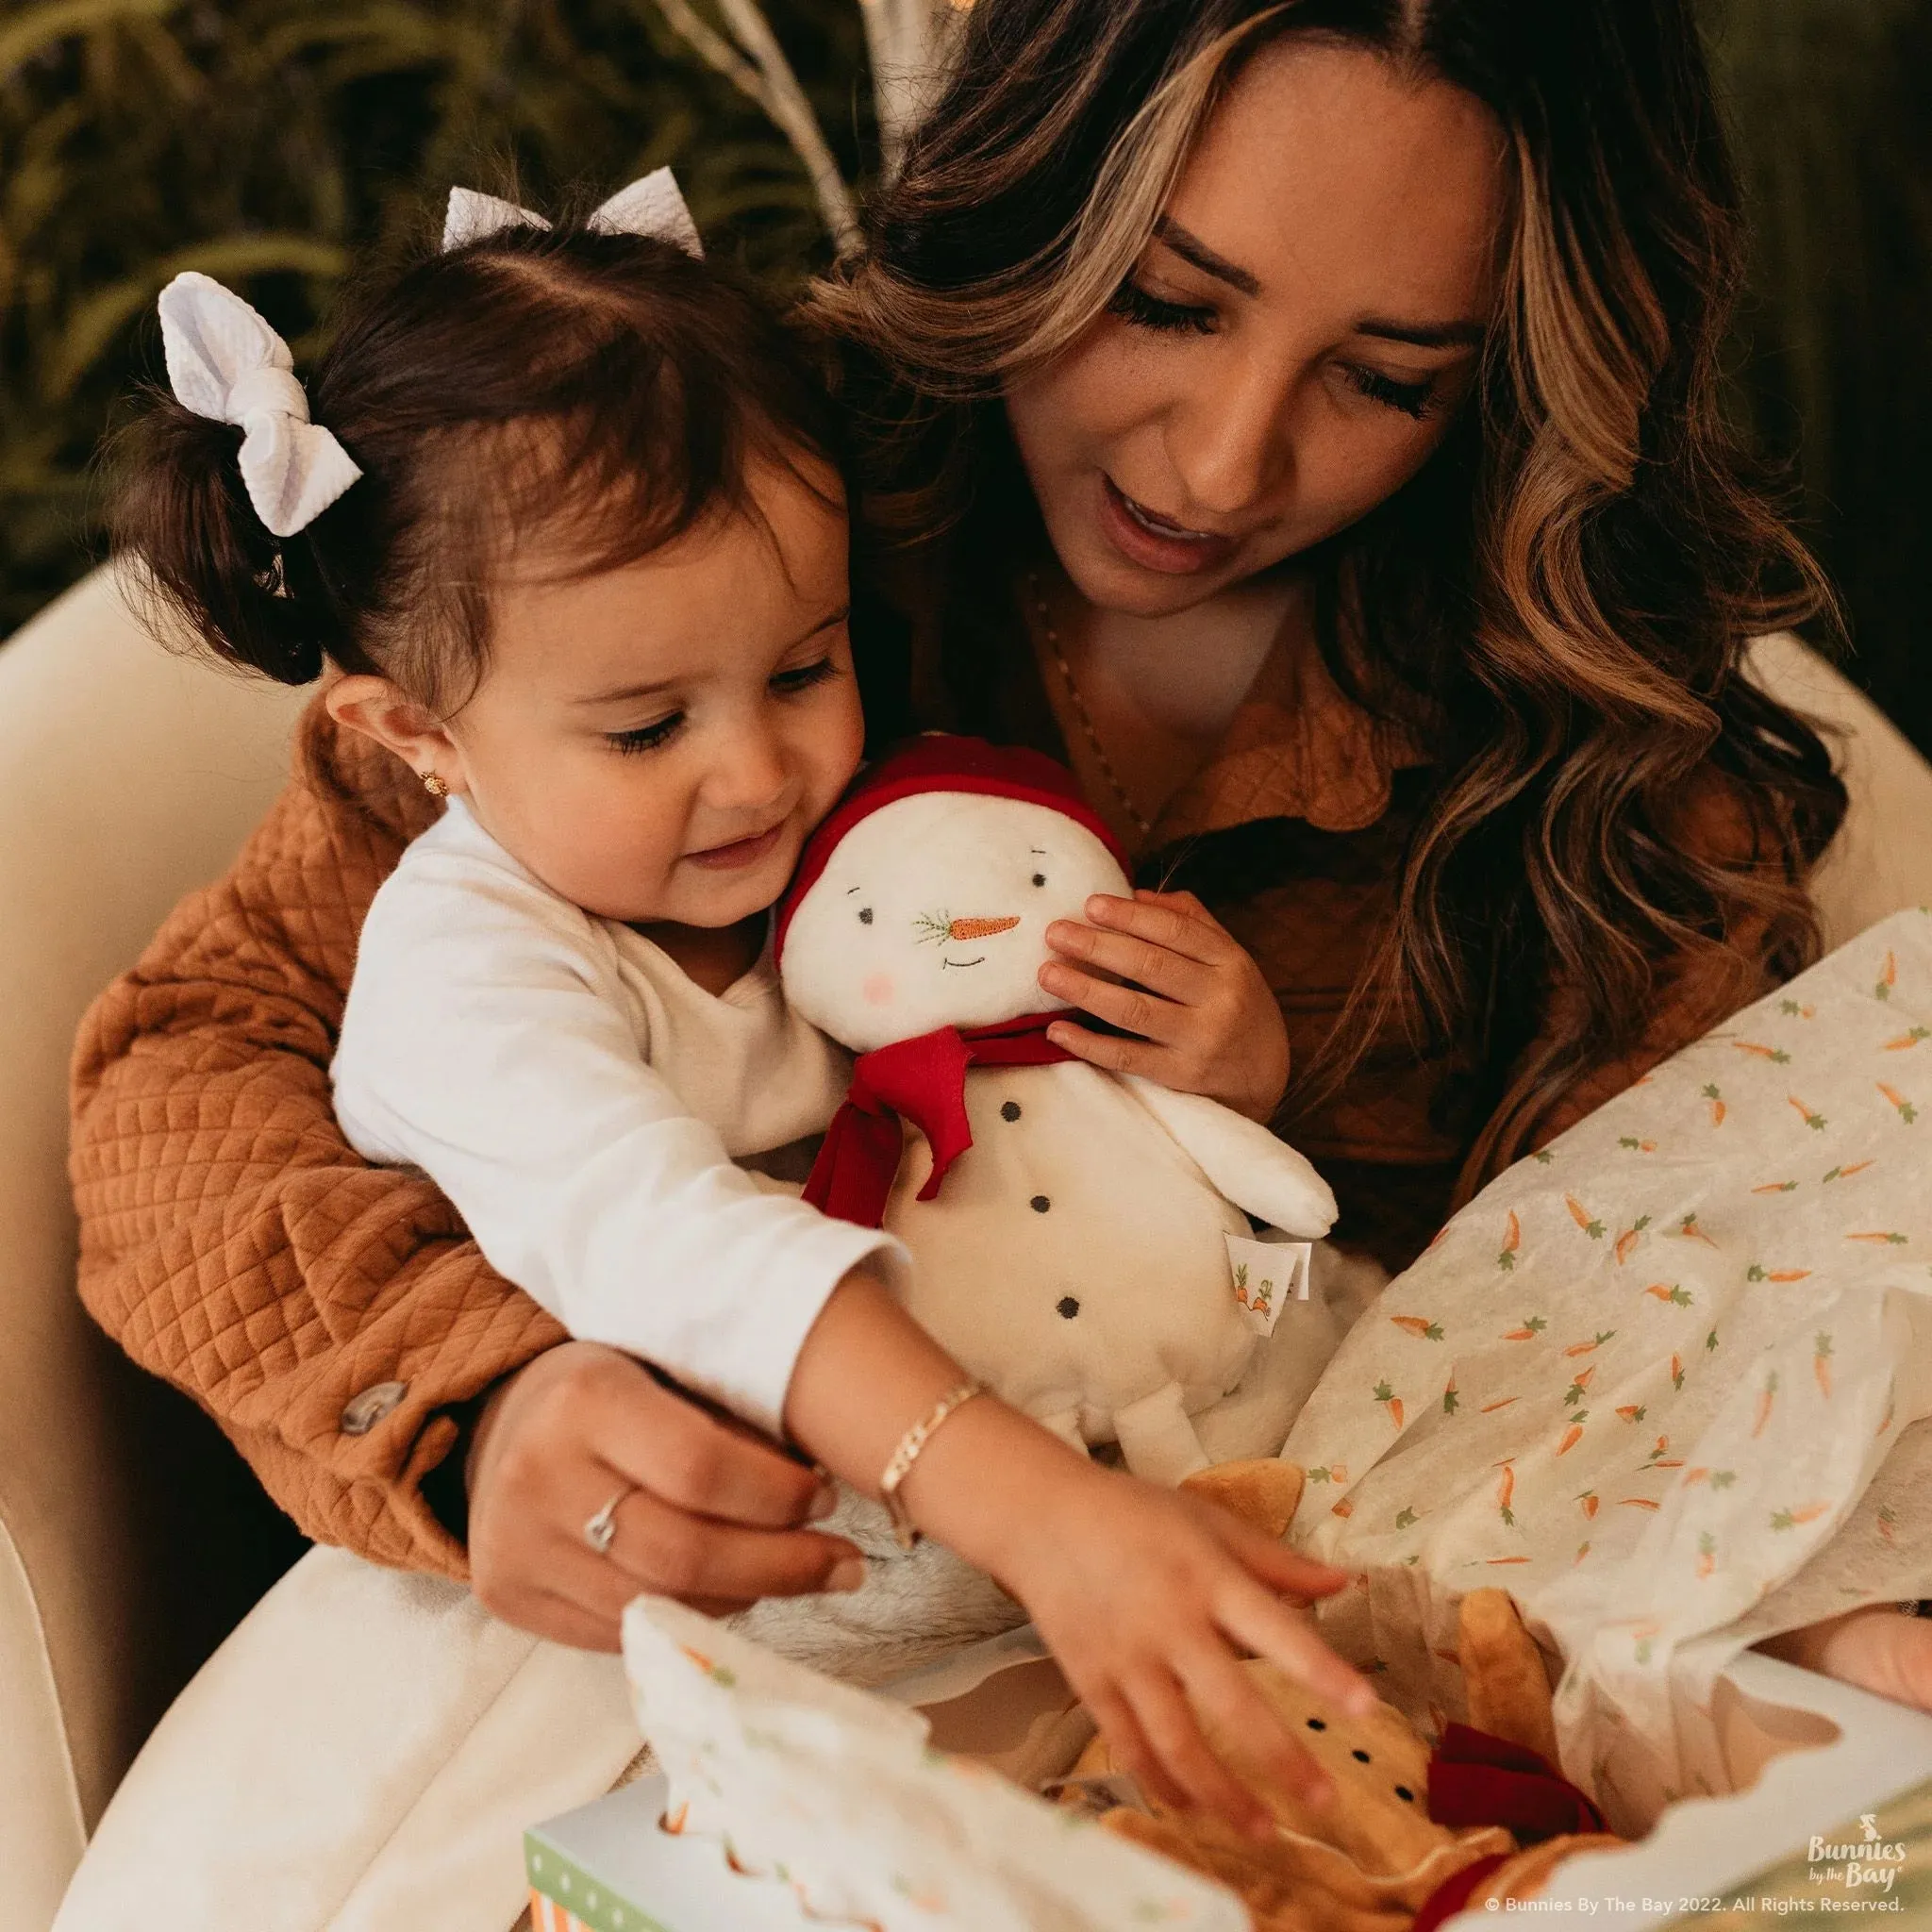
[71,0,1927,1718]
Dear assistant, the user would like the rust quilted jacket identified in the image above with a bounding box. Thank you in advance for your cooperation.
[71,707,563,1578]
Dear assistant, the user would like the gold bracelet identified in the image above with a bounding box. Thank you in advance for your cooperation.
[879,1380,986,1551]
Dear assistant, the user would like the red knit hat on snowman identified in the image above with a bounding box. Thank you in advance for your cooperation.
[773,733,1129,964]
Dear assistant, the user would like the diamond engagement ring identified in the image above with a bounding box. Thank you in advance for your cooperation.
[583,1484,635,1557]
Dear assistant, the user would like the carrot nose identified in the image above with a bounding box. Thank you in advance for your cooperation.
[948,915,1020,941]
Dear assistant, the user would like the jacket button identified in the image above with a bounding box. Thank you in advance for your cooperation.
[340,1380,408,1436]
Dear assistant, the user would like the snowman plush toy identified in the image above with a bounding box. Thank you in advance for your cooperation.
[774,735,1341,1488]
[730,737,1353,1678]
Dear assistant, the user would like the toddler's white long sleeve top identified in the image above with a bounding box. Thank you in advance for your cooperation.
[331,798,904,1437]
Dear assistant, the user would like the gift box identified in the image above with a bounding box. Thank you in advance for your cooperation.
[526,1611,1932,1932]
[525,1617,1230,1932]
[525,1607,1244,1932]
[1438,1648,1932,1927]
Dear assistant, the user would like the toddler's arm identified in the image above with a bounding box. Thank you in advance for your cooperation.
[332,851,903,1439]
[785,1271,1375,1830]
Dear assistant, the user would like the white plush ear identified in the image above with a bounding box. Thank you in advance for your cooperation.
[1123,1076,1338,1237]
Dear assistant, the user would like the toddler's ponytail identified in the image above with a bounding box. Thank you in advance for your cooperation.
[112,396,334,686]
[113,192,846,715]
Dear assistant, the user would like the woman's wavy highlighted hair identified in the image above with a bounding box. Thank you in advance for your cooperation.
[814,0,1846,1180]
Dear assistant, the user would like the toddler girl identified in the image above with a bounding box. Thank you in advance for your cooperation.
[112,177,1374,1831]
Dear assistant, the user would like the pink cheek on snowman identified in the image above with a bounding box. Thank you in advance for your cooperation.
[861,972,897,1008]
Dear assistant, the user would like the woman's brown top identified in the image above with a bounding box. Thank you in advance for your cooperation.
[69,644,1775,1577]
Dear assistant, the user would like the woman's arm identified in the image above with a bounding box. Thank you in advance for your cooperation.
[70,708,537,1574]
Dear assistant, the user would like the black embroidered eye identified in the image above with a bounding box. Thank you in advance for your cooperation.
[1306,1718,1326,1732]
[1031,872,1046,887]
[1395,1785,1415,1803]
[1352,1749,1372,1764]
[858,908,873,924]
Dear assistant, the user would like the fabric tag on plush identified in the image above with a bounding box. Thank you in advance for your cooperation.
[1226,1235,1311,1335]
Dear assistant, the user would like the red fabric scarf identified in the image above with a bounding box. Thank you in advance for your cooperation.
[804,1013,1074,1229]
[1426,1723,1606,1840]
[1412,1725,1607,1927]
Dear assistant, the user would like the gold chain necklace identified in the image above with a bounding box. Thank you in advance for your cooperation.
[1027,571,1154,839]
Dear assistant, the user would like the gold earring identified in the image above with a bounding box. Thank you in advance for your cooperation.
[421,770,449,798]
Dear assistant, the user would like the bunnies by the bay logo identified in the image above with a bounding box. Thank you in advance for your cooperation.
[1807,1813,1910,1893]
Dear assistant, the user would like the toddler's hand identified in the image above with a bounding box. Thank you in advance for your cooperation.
[999,1457,1372,1834]
[1039,889,1290,1120]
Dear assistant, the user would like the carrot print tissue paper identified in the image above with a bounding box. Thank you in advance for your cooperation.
[1284,905,1932,1830]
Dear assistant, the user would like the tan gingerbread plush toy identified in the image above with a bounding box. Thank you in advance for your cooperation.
[1062,1461,1621,1931]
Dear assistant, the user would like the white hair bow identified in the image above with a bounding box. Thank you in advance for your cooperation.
[158,271,363,540]
[441,168,705,259]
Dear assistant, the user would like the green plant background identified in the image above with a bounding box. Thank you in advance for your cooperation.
[2,0,1926,746]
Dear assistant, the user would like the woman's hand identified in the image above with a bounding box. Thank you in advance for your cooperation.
[1039,889,1291,1121]
[899,1400,1373,1836]
[465,1340,862,1651]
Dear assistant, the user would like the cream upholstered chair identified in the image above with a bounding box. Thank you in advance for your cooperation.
[3,570,1931,1926]
[0,569,308,1925]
